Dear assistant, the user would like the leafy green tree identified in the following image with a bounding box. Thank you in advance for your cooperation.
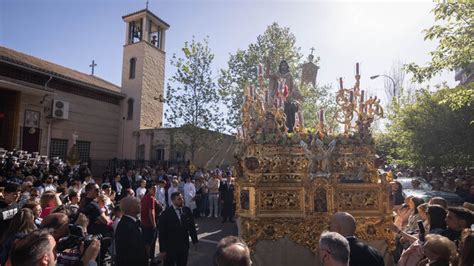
[219,23,303,128]
[381,85,474,167]
[405,2,473,83]
[299,83,338,131]
[219,22,336,130]
[165,37,224,163]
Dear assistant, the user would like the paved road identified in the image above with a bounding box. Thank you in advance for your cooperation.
[155,216,239,265]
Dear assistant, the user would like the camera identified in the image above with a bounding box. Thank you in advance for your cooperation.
[56,224,108,252]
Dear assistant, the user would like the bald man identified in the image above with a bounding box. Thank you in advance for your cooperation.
[213,236,252,266]
[329,212,384,266]
[115,196,148,266]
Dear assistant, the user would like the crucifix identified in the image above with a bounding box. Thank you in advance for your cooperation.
[310,47,315,55]
[146,0,149,9]
[89,60,97,75]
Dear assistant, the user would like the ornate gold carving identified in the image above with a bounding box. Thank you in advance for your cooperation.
[258,189,301,211]
[236,62,394,255]
[335,190,379,211]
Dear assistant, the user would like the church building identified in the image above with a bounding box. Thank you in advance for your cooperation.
[0,8,235,172]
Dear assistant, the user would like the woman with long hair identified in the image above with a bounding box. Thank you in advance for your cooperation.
[392,181,405,206]
[0,208,37,265]
[458,229,474,266]
[427,204,447,235]
[406,197,425,232]
[22,201,43,226]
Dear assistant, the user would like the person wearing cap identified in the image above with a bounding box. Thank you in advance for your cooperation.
[0,182,21,241]
[443,206,474,243]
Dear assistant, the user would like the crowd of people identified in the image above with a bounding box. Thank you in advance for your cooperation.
[1,148,474,266]
[387,166,474,204]
[386,168,474,266]
[0,149,236,266]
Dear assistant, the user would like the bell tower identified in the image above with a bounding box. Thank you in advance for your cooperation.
[120,9,169,159]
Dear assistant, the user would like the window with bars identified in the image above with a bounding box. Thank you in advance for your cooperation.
[77,141,91,163]
[50,139,68,159]
[137,144,145,160]
[156,148,165,161]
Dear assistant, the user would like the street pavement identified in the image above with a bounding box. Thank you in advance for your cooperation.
[155,216,239,265]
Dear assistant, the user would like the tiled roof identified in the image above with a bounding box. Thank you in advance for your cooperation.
[0,46,122,93]
[122,9,170,28]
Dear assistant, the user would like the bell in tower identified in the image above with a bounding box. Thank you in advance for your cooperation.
[123,9,168,50]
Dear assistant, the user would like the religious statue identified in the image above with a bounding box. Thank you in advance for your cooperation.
[66,132,80,166]
[266,60,301,132]
[313,139,336,173]
[314,187,328,212]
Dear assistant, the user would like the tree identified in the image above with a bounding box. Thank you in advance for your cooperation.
[218,23,303,128]
[405,2,473,83]
[165,37,224,163]
[380,85,474,167]
[299,83,338,131]
[219,22,336,130]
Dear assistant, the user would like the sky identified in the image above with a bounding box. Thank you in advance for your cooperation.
[0,0,455,110]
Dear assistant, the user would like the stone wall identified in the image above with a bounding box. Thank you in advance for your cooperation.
[18,89,120,161]
[141,42,165,129]
[120,41,165,159]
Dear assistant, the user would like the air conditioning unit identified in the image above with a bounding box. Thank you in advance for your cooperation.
[52,100,69,119]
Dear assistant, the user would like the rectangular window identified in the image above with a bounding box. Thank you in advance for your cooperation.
[127,98,134,120]
[137,144,145,160]
[49,138,68,160]
[76,141,91,163]
[129,58,136,79]
[156,148,164,161]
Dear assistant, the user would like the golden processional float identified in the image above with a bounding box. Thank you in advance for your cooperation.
[234,56,395,262]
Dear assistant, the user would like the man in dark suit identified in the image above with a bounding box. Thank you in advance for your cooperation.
[159,192,198,266]
[219,177,235,223]
[120,170,135,191]
[329,212,385,266]
[115,196,148,266]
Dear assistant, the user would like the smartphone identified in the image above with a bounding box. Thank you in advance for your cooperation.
[417,220,426,243]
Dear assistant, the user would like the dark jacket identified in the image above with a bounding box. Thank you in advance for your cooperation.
[347,237,384,266]
[219,182,235,205]
[115,215,148,266]
[158,206,198,254]
[120,175,134,190]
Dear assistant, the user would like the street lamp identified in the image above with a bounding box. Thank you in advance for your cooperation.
[370,74,397,99]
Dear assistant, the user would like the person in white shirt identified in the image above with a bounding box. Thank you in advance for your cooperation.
[135,179,147,200]
[43,175,57,192]
[207,174,220,218]
[167,179,179,207]
[183,177,196,211]
[155,180,167,207]
[83,174,95,187]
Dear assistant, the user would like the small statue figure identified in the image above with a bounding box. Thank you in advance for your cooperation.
[314,187,328,212]
[314,139,336,173]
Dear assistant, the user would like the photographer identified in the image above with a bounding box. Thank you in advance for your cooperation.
[80,183,112,265]
[0,182,21,242]
[9,229,100,266]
